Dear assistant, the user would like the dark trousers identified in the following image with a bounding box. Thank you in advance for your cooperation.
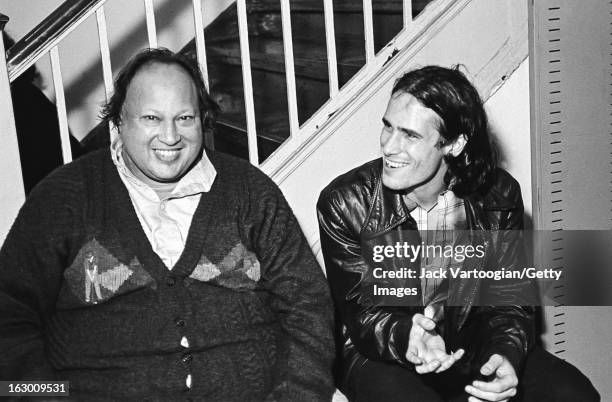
[343,346,600,402]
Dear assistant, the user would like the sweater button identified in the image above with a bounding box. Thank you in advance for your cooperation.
[175,318,186,327]
[182,354,193,364]
[166,277,176,287]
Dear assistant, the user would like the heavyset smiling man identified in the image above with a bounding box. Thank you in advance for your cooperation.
[0,48,334,400]
[317,66,598,401]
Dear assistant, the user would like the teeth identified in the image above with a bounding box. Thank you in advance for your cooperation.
[155,149,179,157]
[154,149,181,161]
[385,158,409,168]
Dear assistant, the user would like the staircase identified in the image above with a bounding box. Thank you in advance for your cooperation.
[180,0,428,162]
[1,0,528,242]
[78,0,430,163]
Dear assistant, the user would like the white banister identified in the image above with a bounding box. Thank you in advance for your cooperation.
[49,46,72,164]
[191,0,214,150]
[7,0,108,83]
[0,15,25,243]
[403,0,413,28]
[95,6,113,101]
[192,0,209,89]
[143,0,158,48]
[280,0,299,137]
[236,0,259,166]
[323,0,339,98]
[363,0,375,61]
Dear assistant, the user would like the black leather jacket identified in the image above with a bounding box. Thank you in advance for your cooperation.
[317,159,535,385]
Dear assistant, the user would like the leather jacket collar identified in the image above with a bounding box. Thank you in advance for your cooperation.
[361,159,517,239]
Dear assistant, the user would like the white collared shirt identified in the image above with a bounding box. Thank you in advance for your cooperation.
[111,138,216,269]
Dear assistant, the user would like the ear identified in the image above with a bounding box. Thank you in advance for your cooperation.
[445,134,467,157]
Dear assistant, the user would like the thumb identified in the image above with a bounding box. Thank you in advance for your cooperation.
[480,354,503,376]
[424,305,435,319]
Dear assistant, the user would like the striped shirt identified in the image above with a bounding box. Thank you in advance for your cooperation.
[404,190,467,318]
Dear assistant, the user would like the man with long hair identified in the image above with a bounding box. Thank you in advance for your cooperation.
[317,66,598,401]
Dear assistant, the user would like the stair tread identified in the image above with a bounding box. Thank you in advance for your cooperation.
[246,0,404,14]
[205,37,364,81]
[218,111,289,144]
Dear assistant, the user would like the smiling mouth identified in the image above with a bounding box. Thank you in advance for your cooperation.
[154,149,181,160]
[384,158,409,169]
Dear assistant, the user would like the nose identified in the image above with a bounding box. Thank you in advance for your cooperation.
[158,121,180,145]
[381,130,402,155]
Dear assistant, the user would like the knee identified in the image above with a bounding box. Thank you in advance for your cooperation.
[551,367,600,402]
[521,347,600,402]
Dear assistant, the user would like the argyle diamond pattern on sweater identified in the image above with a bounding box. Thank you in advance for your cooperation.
[188,242,260,290]
[58,237,156,307]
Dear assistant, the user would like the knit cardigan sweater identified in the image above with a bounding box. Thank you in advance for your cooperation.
[0,149,335,401]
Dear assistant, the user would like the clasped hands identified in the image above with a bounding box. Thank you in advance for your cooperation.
[405,306,518,402]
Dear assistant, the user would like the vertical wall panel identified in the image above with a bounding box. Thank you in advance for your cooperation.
[529,0,612,397]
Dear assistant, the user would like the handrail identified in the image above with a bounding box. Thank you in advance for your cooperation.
[6,0,107,82]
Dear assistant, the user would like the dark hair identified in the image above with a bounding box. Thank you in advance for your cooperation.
[100,48,218,134]
[392,65,497,196]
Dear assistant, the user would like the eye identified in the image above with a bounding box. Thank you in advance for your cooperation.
[382,120,392,131]
[401,130,421,140]
[178,115,194,121]
[142,115,159,121]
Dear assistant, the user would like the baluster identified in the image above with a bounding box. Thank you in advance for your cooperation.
[404,0,413,28]
[192,0,209,89]
[95,6,113,101]
[191,0,214,149]
[280,0,299,138]
[49,46,72,164]
[95,5,118,145]
[143,0,158,48]
[323,0,339,98]
[363,0,375,62]
[236,0,259,166]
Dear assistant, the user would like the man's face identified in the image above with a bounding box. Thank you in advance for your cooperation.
[380,92,452,193]
[119,62,202,187]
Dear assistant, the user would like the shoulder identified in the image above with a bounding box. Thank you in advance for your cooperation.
[23,149,114,218]
[207,149,280,195]
[318,159,380,206]
[479,168,523,210]
[28,149,106,198]
[316,159,381,231]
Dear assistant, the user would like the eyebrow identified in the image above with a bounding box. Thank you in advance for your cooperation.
[381,117,422,138]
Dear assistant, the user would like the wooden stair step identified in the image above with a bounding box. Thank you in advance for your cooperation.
[206,37,363,81]
[246,0,404,14]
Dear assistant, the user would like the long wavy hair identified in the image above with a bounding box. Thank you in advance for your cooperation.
[392,65,497,197]
[99,47,218,136]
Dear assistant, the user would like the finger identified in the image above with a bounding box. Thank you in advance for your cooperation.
[465,384,517,401]
[435,349,465,373]
[452,348,465,360]
[480,354,504,376]
[467,397,484,402]
[415,359,441,374]
[435,356,456,373]
[405,346,422,365]
[472,374,517,393]
[412,314,436,331]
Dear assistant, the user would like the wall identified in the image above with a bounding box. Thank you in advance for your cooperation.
[2,0,233,139]
[485,59,531,221]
